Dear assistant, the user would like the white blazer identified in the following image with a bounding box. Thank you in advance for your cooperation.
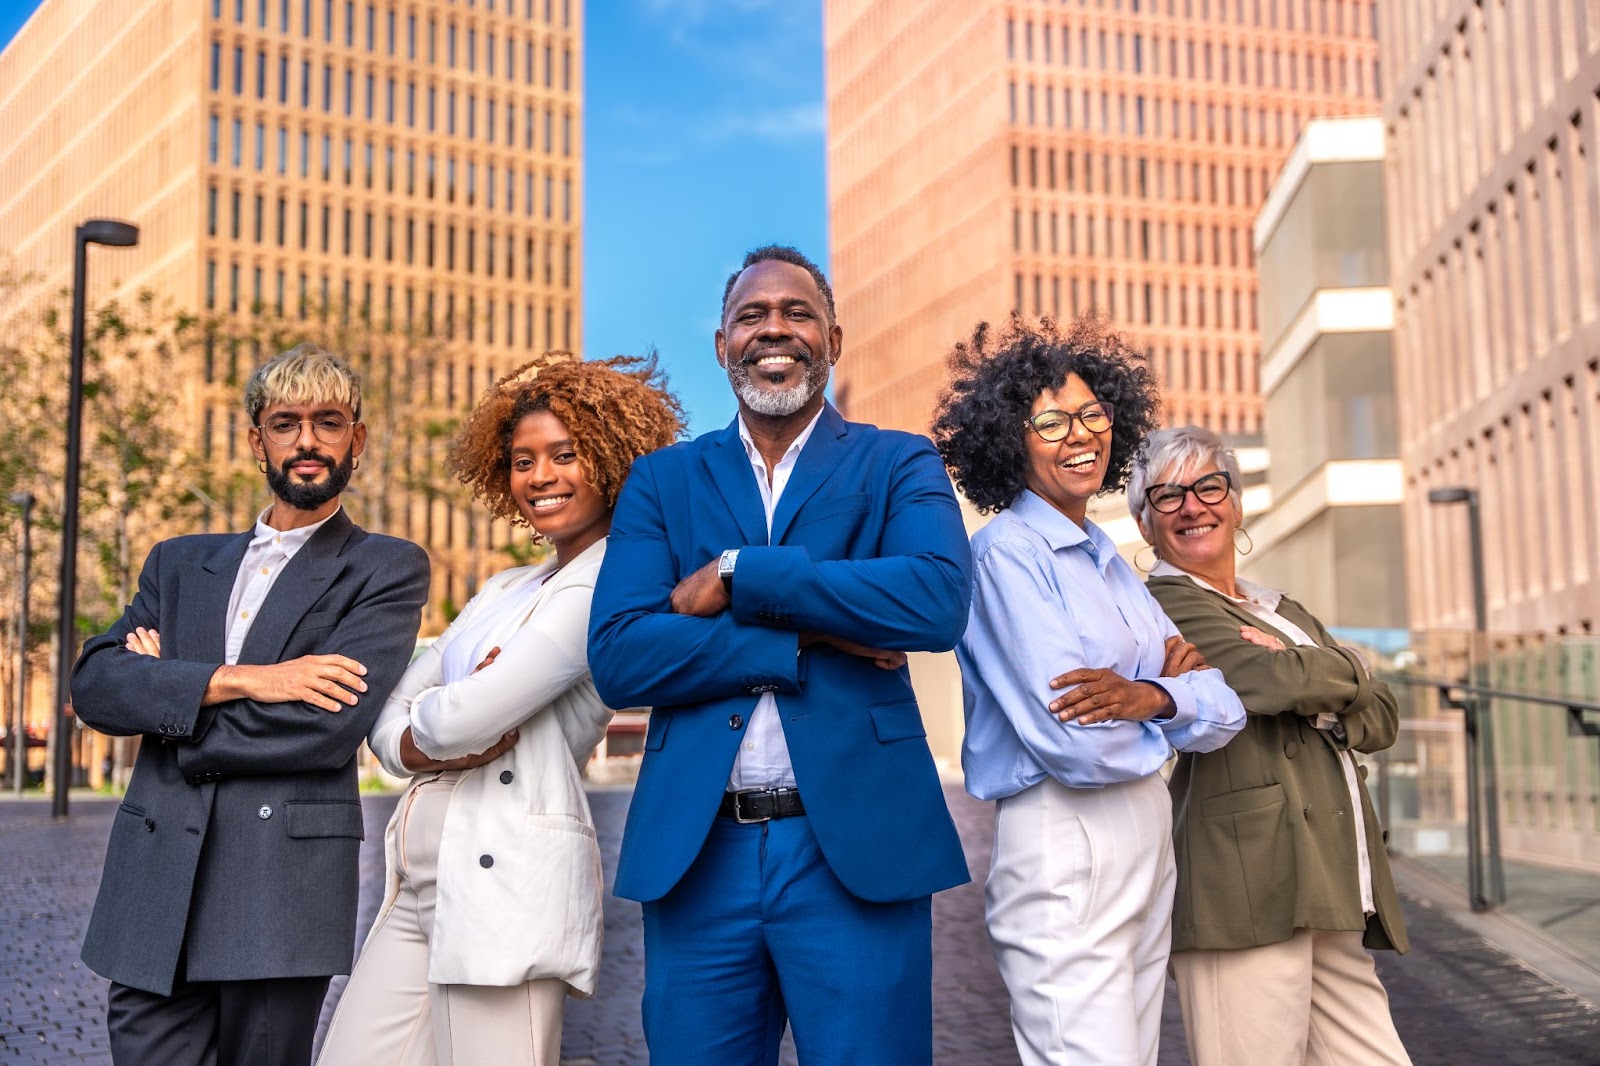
[367,538,613,992]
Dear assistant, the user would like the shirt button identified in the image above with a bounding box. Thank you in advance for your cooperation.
[744,741,756,752]
[260,566,270,575]
[258,805,273,820]
[729,714,742,730]
[479,854,494,868]
[240,610,249,620]
[499,770,514,784]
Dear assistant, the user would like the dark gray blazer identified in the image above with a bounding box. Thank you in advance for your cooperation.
[72,509,429,995]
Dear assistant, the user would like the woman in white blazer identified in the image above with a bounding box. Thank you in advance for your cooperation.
[318,353,682,1066]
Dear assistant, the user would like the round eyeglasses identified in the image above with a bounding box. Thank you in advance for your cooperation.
[1144,470,1233,513]
[1025,402,1115,443]
[257,416,357,447]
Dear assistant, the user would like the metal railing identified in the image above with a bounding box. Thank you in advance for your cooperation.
[1376,672,1600,913]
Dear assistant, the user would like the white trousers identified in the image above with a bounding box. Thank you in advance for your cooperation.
[986,773,1175,1066]
[1171,928,1412,1066]
[316,776,567,1066]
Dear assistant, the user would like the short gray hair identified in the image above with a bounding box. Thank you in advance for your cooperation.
[1127,425,1243,528]
[244,343,363,424]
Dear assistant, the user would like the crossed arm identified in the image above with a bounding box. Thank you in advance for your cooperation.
[588,441,973,710]
[71,539,430,779]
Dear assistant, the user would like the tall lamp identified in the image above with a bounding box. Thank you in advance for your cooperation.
[1426,485,1505,908]
[8,492,33,795]
[51,219,139,819]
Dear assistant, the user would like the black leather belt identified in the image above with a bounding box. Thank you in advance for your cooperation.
[719,787,806,823]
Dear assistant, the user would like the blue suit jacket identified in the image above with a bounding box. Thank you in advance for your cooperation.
[590,404,973,904]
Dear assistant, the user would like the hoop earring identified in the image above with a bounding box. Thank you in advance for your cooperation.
[256,459,268,474]
[1134,544,1158,573]
[353,456,361,472]
[1234,527,1254,556]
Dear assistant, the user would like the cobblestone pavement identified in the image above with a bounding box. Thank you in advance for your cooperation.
[5,788,1600,1065]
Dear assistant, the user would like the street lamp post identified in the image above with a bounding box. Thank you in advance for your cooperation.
[1427,485,1506,909]
[51,219,139,819]
[8,492,34,795]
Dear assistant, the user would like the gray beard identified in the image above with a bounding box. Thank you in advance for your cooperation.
[726,345,831,417]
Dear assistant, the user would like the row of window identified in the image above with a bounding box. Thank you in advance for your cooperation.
[1012,271,1258,335]
[205,114,573,220]
[213,0,574,57]
[203,258,574,352]
[209,43,574,137]
[204,184,574,285]
[1007,82,1372,151]
[1010,0,1375,35]
[1006,24,1376,97]
[1008,143,1271,213]
[1011,207,1253,271]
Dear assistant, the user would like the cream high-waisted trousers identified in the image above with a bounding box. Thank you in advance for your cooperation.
[316,774,567,1066]
[986,772,1175,1066]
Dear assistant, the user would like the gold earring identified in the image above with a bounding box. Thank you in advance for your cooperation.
[1134,544,1157,573]
[256,459,268,473]
[1234,527,1254,556]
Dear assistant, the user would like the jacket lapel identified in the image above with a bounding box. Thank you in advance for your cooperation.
[238,510,354,666]
[188,532,253,664]
[770,405,853,545]
[700,420,770,547]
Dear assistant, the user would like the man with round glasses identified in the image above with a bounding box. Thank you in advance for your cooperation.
[71,343,430,1066]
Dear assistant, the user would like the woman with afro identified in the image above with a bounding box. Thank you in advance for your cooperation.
[318,352,682,1066]
[932,315,1244,1066]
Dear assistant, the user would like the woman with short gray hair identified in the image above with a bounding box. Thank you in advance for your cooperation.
[1131,425,1412,1066]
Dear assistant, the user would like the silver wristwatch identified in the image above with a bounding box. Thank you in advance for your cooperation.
[718,548,740,594]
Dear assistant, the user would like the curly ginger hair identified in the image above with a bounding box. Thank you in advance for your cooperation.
[450,351,684,528]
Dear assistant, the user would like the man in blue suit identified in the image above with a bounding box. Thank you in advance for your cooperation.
[589,246,973,1065]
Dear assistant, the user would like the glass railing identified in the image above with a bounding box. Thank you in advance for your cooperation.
[1350,628,1600,970]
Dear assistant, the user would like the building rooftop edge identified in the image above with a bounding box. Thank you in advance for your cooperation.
[1253,115,1386,253]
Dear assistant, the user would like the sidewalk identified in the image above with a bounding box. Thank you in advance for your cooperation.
[4,786,1599,1064]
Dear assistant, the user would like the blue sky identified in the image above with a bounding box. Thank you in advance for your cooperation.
[0,0,829,435]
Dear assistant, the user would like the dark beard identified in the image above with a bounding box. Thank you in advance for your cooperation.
[264,449,354,510]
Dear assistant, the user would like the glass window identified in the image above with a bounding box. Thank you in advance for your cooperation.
[256,50,266,98]
[278,55,288,103]
[254,123,265,169]
[206,186,217,235]
[232,46,243,94]
[276,126,287,173]
[299,130,309,177]
[231,118,242,166]
[210,41,221,91]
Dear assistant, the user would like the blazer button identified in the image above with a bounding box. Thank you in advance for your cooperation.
[1283,741,1299,759]
[258,805,273,820]
[479,854,494,868]
[499,770,514,784]
[729,714,742,730]
[144,818,155,832]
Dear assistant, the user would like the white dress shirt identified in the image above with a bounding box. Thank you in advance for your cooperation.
[726,410,823,792]
[223,508,339,664]
[1152,561,1375,914]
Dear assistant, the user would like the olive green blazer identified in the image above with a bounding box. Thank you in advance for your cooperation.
[1146,576,1408,955]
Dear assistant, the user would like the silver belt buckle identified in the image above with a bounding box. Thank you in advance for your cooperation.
[732,789,769,824]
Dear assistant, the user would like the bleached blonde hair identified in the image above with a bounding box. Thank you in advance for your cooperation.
[244,343,363,424]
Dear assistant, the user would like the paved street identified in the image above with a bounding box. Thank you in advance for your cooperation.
[4,786,1600,1064]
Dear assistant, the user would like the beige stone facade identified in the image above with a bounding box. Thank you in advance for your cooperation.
[825,0,1381,437]
[1,0,582,631]
[1381,2,1598,637]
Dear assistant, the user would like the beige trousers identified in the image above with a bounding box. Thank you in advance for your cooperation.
[316,775,567,1066]
[1171,928,1412,1066]
[987,773,1176,1066]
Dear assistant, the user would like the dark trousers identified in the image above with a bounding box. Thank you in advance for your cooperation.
[107,973,331,1066]
[641,813,933,1066]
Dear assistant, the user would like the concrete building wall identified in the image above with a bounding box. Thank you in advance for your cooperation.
[826,0,1383,438]
[1381,0,1600,636]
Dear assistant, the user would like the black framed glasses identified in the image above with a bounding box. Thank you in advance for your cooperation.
[1025,402,1115,443]
[257,416,358,447]
[1144,470,1233,513]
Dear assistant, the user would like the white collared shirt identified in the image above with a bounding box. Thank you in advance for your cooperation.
[726,409,824,792]
[224,508,339,665]
[1152,560,1375,914]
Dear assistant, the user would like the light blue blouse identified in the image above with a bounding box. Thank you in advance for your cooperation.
[957,489,1246,800]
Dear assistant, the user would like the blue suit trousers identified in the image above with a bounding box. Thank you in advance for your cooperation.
[641,813,933,1066]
